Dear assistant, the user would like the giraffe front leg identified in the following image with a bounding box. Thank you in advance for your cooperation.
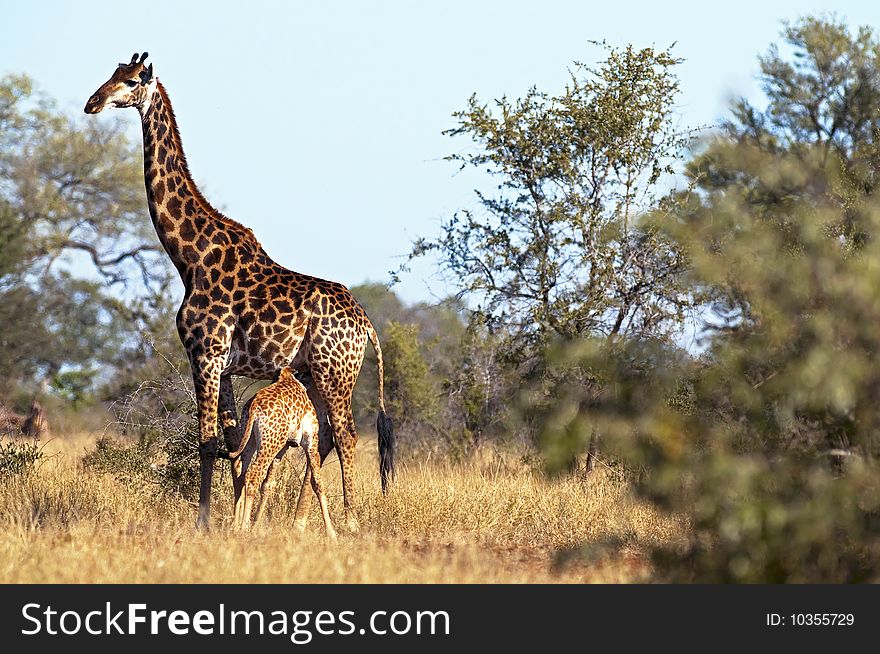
[232,429,252,530]
[233,451,249,532]
[232,457,245,529]
[193,359,224,530]
[196,389,219,529]
[219,373,239,443]
[229,396,251,529]
[220,374,244,527]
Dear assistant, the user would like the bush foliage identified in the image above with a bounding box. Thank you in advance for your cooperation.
[529,17,880,581]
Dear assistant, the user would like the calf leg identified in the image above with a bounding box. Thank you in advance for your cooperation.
[240,441,275,532]
[253,446,288,528]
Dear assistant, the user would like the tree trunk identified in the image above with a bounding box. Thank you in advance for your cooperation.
[582,427,598,479]
[22,399,49,439]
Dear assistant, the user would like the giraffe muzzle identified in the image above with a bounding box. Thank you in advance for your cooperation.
[84,95,103,114]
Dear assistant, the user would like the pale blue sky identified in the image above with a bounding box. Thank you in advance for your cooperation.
[4,1,880,305]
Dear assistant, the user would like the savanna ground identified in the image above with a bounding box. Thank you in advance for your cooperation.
[0,429,685,583]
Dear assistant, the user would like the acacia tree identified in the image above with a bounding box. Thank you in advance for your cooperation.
[400,43,695,356]
[731,16,880,172]
[539,142,880,582]
[0,75,166,292]
[692,16,880,251]
[0,75,173,393]
[534,16,880,582]
[396,44,697,466]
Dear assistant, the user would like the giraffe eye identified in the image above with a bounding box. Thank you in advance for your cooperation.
[124,79,139,88]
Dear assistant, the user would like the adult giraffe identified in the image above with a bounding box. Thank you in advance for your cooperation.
[85,53,395,530]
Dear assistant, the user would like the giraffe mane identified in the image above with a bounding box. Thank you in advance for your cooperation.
[155,81,259,247]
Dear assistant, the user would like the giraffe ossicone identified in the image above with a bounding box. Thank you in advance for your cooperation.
[85,52,396,531]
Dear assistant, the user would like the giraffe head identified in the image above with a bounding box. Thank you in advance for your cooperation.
[84,52,154,114]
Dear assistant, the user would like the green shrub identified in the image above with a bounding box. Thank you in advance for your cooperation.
[85,349,203,500]
[0,437,43,478]
[83,430,200,500]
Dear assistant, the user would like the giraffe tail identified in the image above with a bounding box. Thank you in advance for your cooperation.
[367,319,395,494]
[227,405,259,460]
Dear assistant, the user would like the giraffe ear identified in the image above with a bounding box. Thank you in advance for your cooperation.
[139,63,154,84]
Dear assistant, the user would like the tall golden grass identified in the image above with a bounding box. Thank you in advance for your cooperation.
[0,432,685,583]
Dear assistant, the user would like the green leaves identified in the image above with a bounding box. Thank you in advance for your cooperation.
[403,43,696,357]
[527,17,880,582]
[0,74,173,396]
[710,15,880,201]
[384,321,441,428]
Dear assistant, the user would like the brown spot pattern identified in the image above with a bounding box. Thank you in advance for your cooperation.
[94,76,396,531]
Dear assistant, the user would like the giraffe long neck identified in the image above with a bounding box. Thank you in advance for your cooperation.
[138,81,219,279]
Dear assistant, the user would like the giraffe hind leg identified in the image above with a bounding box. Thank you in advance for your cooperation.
[293,382,333,530]
[306,428,337,541]
[308,366,361,533]
[327,403,360,533]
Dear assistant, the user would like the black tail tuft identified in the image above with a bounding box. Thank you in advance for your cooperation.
[377,410,395,494]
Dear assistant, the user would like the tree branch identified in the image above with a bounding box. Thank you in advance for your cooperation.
[59,240,162,273]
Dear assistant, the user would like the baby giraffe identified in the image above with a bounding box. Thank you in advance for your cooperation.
[226,368,337,540]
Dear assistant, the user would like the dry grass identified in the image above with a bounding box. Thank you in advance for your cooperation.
[0,432,686,583]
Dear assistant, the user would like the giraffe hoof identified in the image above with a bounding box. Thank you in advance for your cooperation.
[345,516,360,534]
